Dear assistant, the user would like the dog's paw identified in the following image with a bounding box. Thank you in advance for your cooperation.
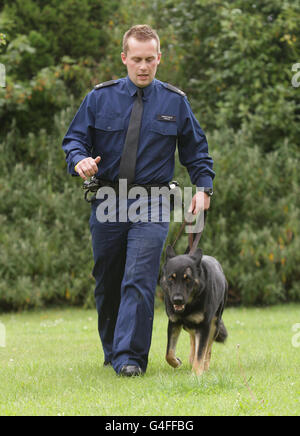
[191,366,205,377]
[175,357,182,368]
[166,355,182,368]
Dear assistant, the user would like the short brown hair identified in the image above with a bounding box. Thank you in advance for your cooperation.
[123,25,160,55]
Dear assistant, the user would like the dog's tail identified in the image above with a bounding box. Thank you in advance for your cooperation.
[215,319,228,343]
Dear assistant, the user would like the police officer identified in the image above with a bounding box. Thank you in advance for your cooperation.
[62,25,214,377]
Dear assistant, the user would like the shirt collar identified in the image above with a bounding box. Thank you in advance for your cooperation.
[126,76,155,99]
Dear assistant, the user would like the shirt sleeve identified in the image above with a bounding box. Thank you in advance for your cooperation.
[61,92,96,175]
[177,97,215,188]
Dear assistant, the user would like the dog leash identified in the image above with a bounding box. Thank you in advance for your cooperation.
[171,210,207,255]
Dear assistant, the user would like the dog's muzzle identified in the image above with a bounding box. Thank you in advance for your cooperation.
[172,295,185,313]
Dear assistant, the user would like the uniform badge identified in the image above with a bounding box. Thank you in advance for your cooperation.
[157,114,177,122]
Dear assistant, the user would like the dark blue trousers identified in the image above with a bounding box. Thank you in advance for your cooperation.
[89,197,169,374]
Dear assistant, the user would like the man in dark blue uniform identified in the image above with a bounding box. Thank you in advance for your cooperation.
[62,25,214,377]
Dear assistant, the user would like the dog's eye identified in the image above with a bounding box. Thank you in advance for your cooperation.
[183,274,192,283]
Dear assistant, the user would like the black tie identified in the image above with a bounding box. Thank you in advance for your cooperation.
[118,88,144,184]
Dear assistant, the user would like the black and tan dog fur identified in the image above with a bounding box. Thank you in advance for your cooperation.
[160,245,228,376]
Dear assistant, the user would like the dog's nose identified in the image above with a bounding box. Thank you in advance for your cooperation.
[173,295,184,305]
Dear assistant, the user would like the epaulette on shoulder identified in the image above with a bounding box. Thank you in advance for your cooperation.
[94,80,118,90]
[163,82,186,97]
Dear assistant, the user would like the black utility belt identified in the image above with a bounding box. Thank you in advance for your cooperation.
[97,178,170,193]
[83,177,178,203]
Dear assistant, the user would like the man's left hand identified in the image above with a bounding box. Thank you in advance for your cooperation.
[188,191,211,215]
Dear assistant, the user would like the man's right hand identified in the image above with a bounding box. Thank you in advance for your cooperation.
[75,156,101,180]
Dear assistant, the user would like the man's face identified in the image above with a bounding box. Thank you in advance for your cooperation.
[121,37,161,88]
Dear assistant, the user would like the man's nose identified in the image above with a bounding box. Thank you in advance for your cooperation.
[139,61,148,70]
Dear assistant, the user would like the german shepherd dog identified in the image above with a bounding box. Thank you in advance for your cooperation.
[160,245,228,376]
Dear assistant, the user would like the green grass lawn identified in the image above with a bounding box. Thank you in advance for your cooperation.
[0,303,299,416]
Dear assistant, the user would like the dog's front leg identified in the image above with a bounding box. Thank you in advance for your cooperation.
[192,324,210,376]
[166,321,182,368]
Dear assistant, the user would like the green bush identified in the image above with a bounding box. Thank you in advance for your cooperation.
[0,107,95,310]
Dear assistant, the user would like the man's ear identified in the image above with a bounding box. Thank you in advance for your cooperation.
[157,52,162,65]
[165,245,176,261]
[121,52,127,65]
[190,248,203,266]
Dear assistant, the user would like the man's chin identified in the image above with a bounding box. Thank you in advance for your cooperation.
[136,76,151,87]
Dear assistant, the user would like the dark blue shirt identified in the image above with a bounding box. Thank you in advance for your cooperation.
[62,76,214,188]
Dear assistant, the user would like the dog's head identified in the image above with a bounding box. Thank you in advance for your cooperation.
[160,245,203,314]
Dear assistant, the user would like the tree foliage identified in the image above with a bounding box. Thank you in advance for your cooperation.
[162,0,300,150]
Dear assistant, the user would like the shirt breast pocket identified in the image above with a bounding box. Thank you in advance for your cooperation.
[148,120,177,158]
[150,120,178,137]
[94,117,125,155]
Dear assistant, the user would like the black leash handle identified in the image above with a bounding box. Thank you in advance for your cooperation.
[188,210,207,255]
[171,210,207,254]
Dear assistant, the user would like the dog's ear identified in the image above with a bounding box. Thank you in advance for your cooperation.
[159,273,166,289]
[190,248,203,266]
[165,245,176,261]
